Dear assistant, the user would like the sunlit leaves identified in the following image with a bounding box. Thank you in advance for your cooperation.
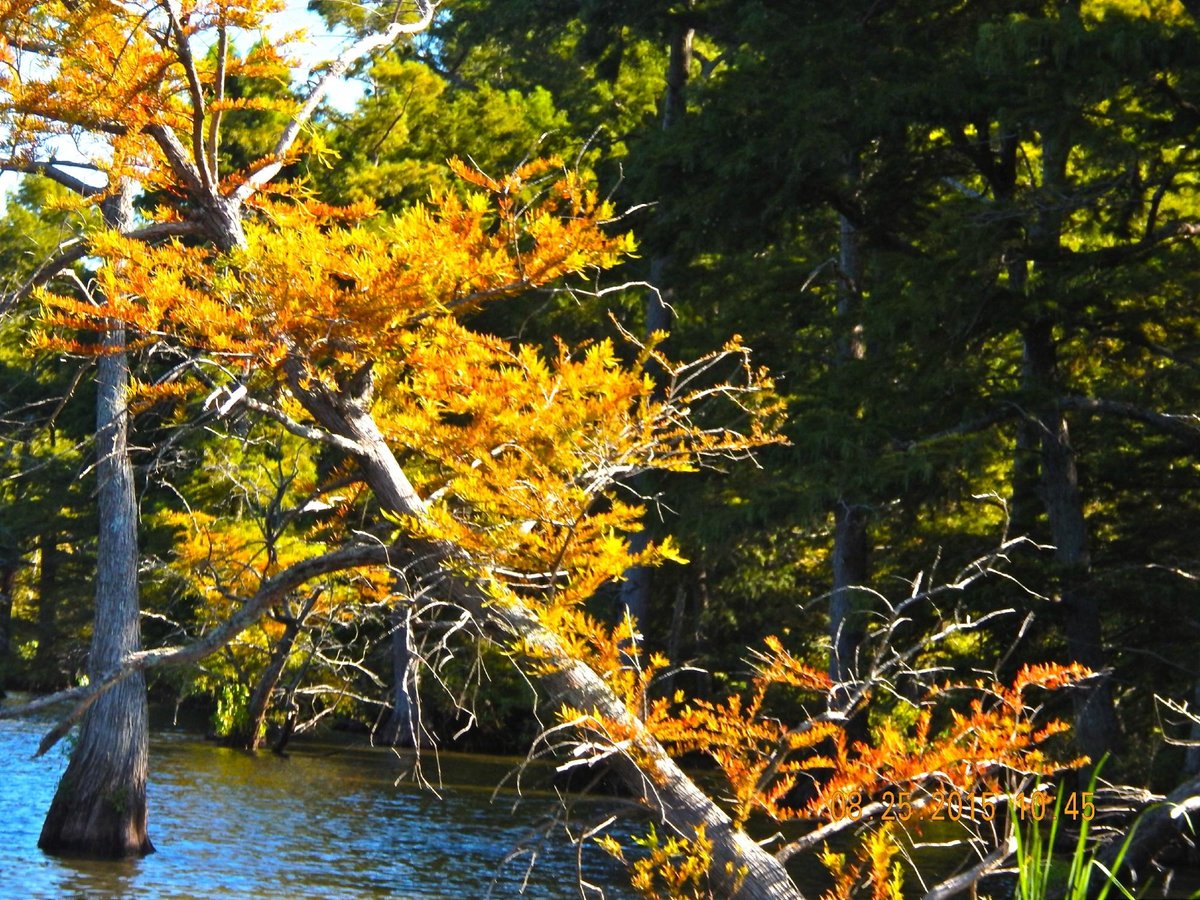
[0,0,295,198]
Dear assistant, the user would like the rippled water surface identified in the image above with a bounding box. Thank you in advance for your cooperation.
[0,706,634,898]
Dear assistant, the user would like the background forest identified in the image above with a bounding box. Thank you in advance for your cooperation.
[2,0,1200,896]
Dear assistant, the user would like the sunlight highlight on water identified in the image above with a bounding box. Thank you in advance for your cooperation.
[0,711,634,898]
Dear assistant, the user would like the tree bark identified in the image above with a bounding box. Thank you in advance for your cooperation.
[829,186,870,735]
[285,366,805,899]
[0,562,14,695]
[830,502,868,687]
[618,22,694,637]
[33,531,60,685]
[1096,774,1200,884]
[1024,319,1121,761]
[1186,679,1200,776]
[39,186,152,858]
[377,606,418,748]
[232,611,308,752]
[1018,122,1120,762]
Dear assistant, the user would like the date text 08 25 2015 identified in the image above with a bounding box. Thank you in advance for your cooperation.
[824,789,1095,824]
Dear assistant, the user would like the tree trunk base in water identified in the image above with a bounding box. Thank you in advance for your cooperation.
[38,676,154,859]
[39,794,154,859]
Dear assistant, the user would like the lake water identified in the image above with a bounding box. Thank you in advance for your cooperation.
[0,703,636,898]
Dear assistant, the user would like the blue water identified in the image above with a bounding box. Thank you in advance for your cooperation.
[0,708,635,898]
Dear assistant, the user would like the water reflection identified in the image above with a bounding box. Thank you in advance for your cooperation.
[0,710,634,898]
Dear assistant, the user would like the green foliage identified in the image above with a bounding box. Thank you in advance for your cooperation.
[1015,765,1140,900]
[318,58,572,211]
[211,680,252,740]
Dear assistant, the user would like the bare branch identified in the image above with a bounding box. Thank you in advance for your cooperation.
[0,157,105,197]
[234,392,365,456]
[0,541,401,755]
[1059,394,1200,448]
[1,219,202,314]
[922,836,1017,900]
[233,2,438,203]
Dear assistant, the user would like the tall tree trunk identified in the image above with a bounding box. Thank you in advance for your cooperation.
[377,606,418,748]
[830,503,868,686]
[1185,678,1200,776]
[33,531,60,685]
[618,20,694,638]
[1023,124,1120,761]
[0,561,14,695]
[40,186,152,858]
[286,366,804,899]
[1024,320,1121,760]
[829,190,870,729]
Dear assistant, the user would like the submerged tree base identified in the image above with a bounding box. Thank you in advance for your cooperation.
[38,676,154,859]
[39,800,155,859]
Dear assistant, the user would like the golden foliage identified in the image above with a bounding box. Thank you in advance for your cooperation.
[0,0,293,197]
[598,825,746,900]
[818,825,904,900]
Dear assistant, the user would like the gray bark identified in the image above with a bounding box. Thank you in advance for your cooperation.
[1096,774,1200,883]
[39,326,151,856]
[830,502,868,687]
[1023,124,1121,761]
[285,364,805,899]
[1026,317,1120,759]
[377,607,418,748]
[829,192,870,720]
[33,531,60,683]
[39,186,152,858]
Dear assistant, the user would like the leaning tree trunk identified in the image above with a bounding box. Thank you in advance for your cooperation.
[40,187,152,858]
[232,610,309,752]
[285,365,805,899]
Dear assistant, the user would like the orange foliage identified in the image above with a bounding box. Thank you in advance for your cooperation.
[0,0,293,198]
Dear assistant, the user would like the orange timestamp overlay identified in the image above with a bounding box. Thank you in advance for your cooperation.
[824,789,1096,824]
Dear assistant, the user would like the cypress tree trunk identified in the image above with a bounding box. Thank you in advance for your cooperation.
[1024,320,1121,760]
[830,502,868,686]
[39,186,152,858]
[377,608,418,748]
[33,532,60,685]
[829,193,870,727]
[1023,124,1120,761]
[617,20,694,637]
[0,562,14,695]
